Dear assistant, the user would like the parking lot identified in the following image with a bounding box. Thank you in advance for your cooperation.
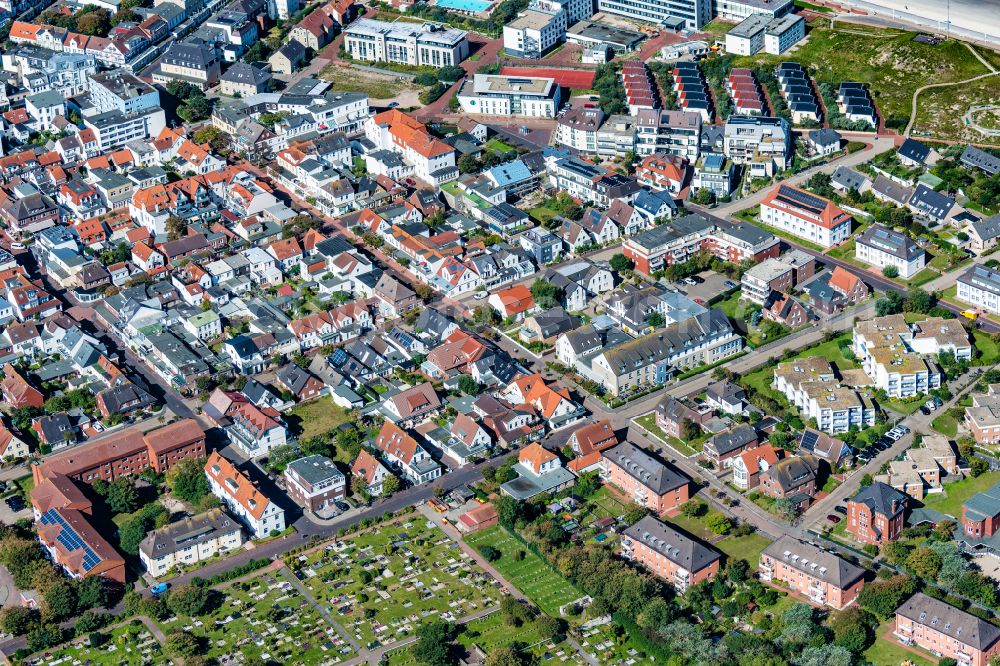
[673,270,735,304]
[0,493,30,525]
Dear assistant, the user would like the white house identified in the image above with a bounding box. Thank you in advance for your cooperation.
[205,451,286,538]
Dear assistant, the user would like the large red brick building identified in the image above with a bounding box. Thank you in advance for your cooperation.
[896,593,1000,666]
[599,441,689,513]
[32,418,206,485]
[846,481,909,546]
[621,515,720,592]
[760,536,864,610]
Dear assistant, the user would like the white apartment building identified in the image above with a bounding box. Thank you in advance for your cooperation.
[760,183,852,249]
[364,109,458,186]
[503,7,566,58]
[773,357,876,434]
[715,0,793,22]
[205,451,287,538]
[855,224,926,278]
[344,19,469,68]
[88,70,161,115]
[596,0,711,30]
[723,116,791,176]
[853,316,941,398]
[457,74,562,118]
[958,264,1000,315]
[84,107,167,151]
[138,509,244,578]
[634,108,702,159]
[555,107,636,157]
[725,14,769,55]
[764,14,805,55]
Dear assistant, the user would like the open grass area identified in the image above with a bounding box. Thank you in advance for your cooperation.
[921,471,1000,519]
[285,398,352,442]
[882,397,925,416]
[907,267,941,287]
[465,525,583,616]
[931,410,960,437]
[633,414,699,457]
[299,518,502,648]
[731,24,994,130]
[700,19,736,36]
[319,63,419,101]
[527,205,560,225]
[865,621,937,666]
[22,621,161,666]
[974,329,1000,365]
[715,289,751,321]
[714,533,772,568]
[14,473,34,498]
[159,569,354,664]
[912,75,1000,146]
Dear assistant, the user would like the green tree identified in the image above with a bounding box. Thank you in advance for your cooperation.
[410,621,457,666]
[26,625,65,653]
[706,513,732,535]
[267,444,299,472]
[76,576,109,611]
[0,607,36,635]
[530,279,563,309]
[970,456,989,477]
[457,375,481,396]
[609,253,634,273]
[484,646,526,666]
[381,475,401,497]
[166,457,211,503]
[875,291,904,316]
[166,215,187,242]
[164,629,200,658]
[534,614,565,642]
[166,585,213,617]
[646,311,665,328]
[882,265,899,279]
[860,473,873,487]
[106,477,139,514]
[43,580,77,622]
[858,575,915,620]
[907,546,943,579]
[457,154,480,174]
[880,540,910,566]
[76,9,110,36]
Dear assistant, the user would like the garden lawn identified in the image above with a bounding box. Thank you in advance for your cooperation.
[662,511,716,541]
[300,518,502,648]
[931,411,959,437]
[974,329,1000,365]
[907,268,940,287]
[23,621,162,666]
[714,533,772,568]
[158,570,354,664]
[881,398,924,416]
[583,486,633,521]
[633,414,698,456]
[465,525,583,616]
[285,398,352,442]
[921,471,1000,520]
[15,474,34,498]
[715,289,747,320]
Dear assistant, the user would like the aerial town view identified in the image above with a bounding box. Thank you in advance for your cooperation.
[0,0,997,662]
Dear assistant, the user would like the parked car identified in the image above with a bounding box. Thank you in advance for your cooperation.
[898,425,910,435]
[933,397,944,407]
[826,515,841,523]
[834,505,848,515]
[683,277,698,286]
[473,292,487,300]
[857,454,870,463]
[920,406,931,415]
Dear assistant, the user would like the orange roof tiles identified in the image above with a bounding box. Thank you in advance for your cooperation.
[519,442,557,474]
[205,451,272,520]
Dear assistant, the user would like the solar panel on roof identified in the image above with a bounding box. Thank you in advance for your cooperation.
[801,430,819,452]
[40,509,103,573]
[775,185,829,216]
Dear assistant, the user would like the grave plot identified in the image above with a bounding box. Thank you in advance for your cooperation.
[23,620,162,666]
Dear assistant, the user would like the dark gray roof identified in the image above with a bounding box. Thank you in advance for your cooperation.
[858,224,923,261]
[763,535,865,588]
[962,145,1000,176]
[221,62,270,86]
[764,455,816,492]
[850,481,908,518]
[706,381,744,406]
[896,593,1000,651]
[275,40,305,61]
[139,508,241,560]
[624,515,721,573]
[909,184,955,220]
[654,395,693,424]
[871,175,913,204]
[971,215,1000,243]
[602,441,688,495]
[808,128,841,146]
[898,138,930,164]
[706,425,757,458]
[831,166,867,192]
[163,41,217,68]
[286,454,344,485]
[526,307,578,339]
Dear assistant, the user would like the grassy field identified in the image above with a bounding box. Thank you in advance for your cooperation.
[921,471,1000,519]
[319,63,420,101]
[299,518,502,648]
[700,19,735,36]
[22,621,161,666]
[975,329,1000,365]
[527,205,560,225]
[465,526,583,616]
[911,75,1000,146]
[731,23,994,131]
[159,569,354,664]
[931,410,960,437]
[634,414,699,457]
[285,398,352,442]
[715,533,772,568]
[14,474,34,498]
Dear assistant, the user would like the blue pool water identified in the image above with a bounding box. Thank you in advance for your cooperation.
[436,0,493,12]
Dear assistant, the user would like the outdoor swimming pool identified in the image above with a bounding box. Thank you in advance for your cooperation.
[435,0,494,12]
